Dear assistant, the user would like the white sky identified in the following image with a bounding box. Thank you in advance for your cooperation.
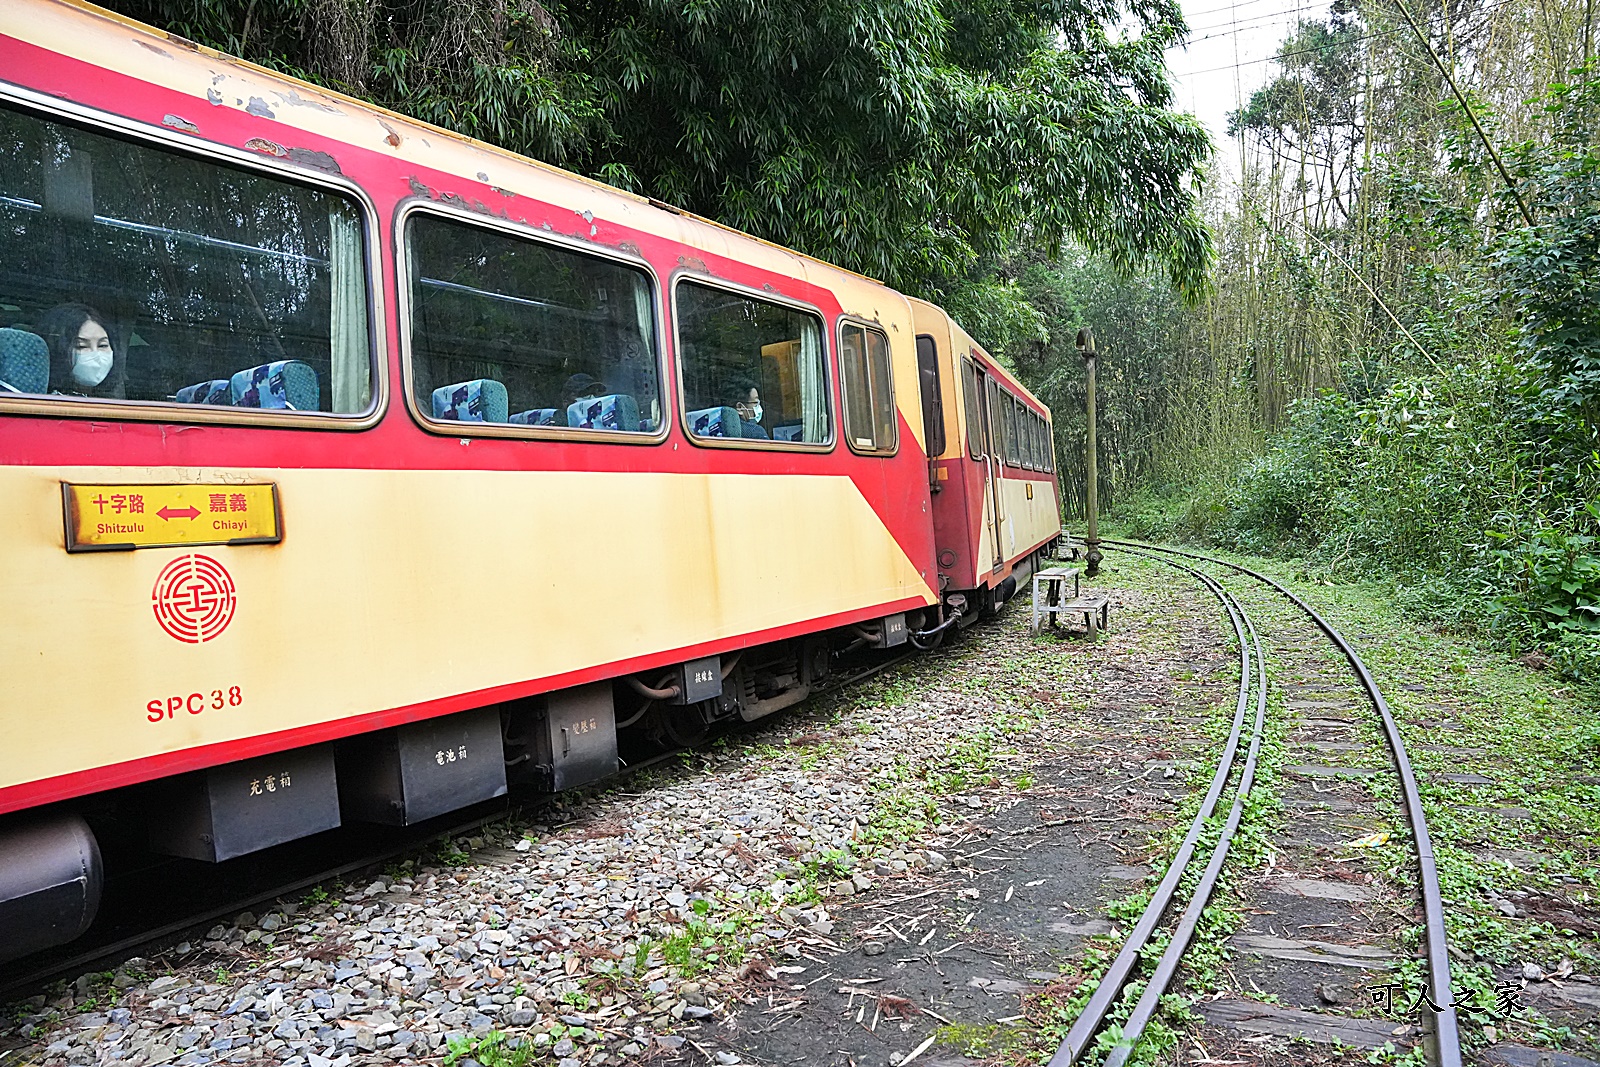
[1165,0,1334,169]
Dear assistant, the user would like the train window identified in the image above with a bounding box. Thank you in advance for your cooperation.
[676,280,828,445]
[0,103,372,416]
[1027,410,1040,469]
[986,377,1005,466]
[962,358,984,460]
[405,211,660,433]
[1043,418,1055,471]
[1004,395,1021,466]
[839,322,897,454]
[915,335,945,458]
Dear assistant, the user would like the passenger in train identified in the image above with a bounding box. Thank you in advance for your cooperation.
[39,303,125,399]
[725,377,768,439]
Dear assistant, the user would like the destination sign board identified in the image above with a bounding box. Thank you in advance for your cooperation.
[63,483,281,552]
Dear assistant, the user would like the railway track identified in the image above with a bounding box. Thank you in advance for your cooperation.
[1049,539,1462,1067]
[0,647,919,1005]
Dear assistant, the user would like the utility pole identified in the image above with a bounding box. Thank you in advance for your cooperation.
[1078,328,1102,577]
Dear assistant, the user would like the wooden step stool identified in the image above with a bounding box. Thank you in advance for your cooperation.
[1031,566,1111,637]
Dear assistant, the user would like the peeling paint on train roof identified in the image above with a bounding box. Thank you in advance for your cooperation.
[278,89,339,114]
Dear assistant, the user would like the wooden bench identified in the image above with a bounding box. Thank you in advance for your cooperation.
[1031,566,1110,637]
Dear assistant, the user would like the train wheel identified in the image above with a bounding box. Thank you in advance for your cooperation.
[648,704,710,749]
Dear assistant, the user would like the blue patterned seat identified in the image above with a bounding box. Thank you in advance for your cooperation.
[431,378,509,423]
[0,327,48,394]
[686,405,742,438]
[175,379,232,405]
[508,407,559,426]
[567,393,640,431]
[230,360,320,410]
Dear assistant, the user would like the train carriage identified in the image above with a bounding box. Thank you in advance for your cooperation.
[911,300,1062,612]
[0,0,1060,961]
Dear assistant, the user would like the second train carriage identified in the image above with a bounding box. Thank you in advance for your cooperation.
[0,0,1062,960]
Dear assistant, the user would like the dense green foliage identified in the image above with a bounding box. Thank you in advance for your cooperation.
[108,0,1210,297]
[1043,0,1600,682]
[1209,72,1600,676]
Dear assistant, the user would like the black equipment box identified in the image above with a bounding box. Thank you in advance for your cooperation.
[530,683,618,791]
[148,745,340,862]
[882,613,908,647]
[338,706,508,826]
[674,655,723,704]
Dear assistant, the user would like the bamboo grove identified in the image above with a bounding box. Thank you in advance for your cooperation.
[1025,0,1599,678]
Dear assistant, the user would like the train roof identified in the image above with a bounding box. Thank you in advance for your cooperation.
[905,298,1049,415]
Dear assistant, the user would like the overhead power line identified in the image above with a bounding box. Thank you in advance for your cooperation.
[1168,0,1518,77]
[1180,0,1305,25]
[1169,26,1401,76]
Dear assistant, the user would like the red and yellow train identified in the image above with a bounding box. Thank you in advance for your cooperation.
[0,0,1061,961]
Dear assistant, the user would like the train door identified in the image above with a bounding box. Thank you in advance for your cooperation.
[986,376,1014,559]
[965,358,1005,570]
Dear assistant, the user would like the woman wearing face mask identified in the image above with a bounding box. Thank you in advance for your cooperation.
[39,303,125,399]
[724,376,768,439]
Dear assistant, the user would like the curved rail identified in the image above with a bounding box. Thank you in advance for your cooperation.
[1099,547,1267,1067]
[1074,538,1462,1067]
[1049,554,1260,1065]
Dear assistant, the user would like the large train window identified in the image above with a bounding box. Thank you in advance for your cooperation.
[962,358,984,460]
[675,280,829,445]
[915,335,945,458]
[404,210,662,436]
[0,102,373,419]
[839,321,897,455]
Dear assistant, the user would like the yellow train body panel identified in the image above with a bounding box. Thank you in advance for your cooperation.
[0,465,929,799]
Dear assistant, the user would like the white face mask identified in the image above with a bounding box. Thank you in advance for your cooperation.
[71,351,112,388]
[748,402,763,423]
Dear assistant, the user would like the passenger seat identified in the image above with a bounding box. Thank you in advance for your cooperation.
[231,360,320,411]
[175,379,233,405]
[686,405,742,438]
[431,378,509,423]
[0,327,48,394]
[567,394,640,431]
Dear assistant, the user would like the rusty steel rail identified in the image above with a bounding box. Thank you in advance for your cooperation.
[1079,539,1462,1067]
[1049,552,1259,1066]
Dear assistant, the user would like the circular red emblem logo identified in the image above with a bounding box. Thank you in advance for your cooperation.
[152,554,237,643]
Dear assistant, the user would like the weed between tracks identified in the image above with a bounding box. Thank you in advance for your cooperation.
[1104,546,1600,1061]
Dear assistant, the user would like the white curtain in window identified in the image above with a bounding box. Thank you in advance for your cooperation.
[632,275,658,426]
[800,321,825,443]
[328,207,369,413]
